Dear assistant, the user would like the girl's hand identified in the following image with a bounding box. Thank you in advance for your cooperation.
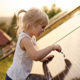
[41,55,54,63]
[53,45,62,52]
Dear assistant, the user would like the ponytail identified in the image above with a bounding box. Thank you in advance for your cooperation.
[17,9,27,21]
[16,9,27,37]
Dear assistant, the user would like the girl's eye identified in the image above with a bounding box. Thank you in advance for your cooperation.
[42,26,45,29]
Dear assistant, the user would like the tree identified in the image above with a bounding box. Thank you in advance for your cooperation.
[42,6,49,14]
[0,22,9,33]
[42,4,62,19]
[7,14,17,42]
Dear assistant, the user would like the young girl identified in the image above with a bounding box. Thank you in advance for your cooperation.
[6,7,62,80]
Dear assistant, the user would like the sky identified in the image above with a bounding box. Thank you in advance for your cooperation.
[0,0,80,17]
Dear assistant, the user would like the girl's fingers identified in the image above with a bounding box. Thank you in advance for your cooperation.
[41,55,54,63]
[44,55,54,63]
[55,45,62,52]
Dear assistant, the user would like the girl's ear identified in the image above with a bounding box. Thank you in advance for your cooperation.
[28,22,33,29]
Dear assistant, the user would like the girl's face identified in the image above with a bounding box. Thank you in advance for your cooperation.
[32,23,46,37]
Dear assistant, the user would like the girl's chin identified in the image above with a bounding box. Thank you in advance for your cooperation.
[35,33,41,37]
[36,34,40,37]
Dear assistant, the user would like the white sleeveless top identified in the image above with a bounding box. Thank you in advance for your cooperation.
[7,32,37,80]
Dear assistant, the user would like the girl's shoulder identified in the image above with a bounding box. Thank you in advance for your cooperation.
[19,32,31,39]
[18,32,32,43]
[18,32,36,46]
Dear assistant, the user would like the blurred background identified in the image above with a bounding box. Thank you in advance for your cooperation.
[0,0,80,80]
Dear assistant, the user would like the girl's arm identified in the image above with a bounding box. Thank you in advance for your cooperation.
[21,37,61,61]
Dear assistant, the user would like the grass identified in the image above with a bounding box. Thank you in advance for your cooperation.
[0,55,13,80]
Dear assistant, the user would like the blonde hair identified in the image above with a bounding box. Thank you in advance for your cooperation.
[17,7,49,37]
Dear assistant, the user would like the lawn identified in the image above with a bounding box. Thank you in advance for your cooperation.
[0,55,13,80]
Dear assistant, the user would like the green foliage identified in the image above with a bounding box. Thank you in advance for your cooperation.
[0,22,9,33]
[0,55,13,80]
[7,14,17,42]
[42,6,49,14]
[42,4,62,19]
